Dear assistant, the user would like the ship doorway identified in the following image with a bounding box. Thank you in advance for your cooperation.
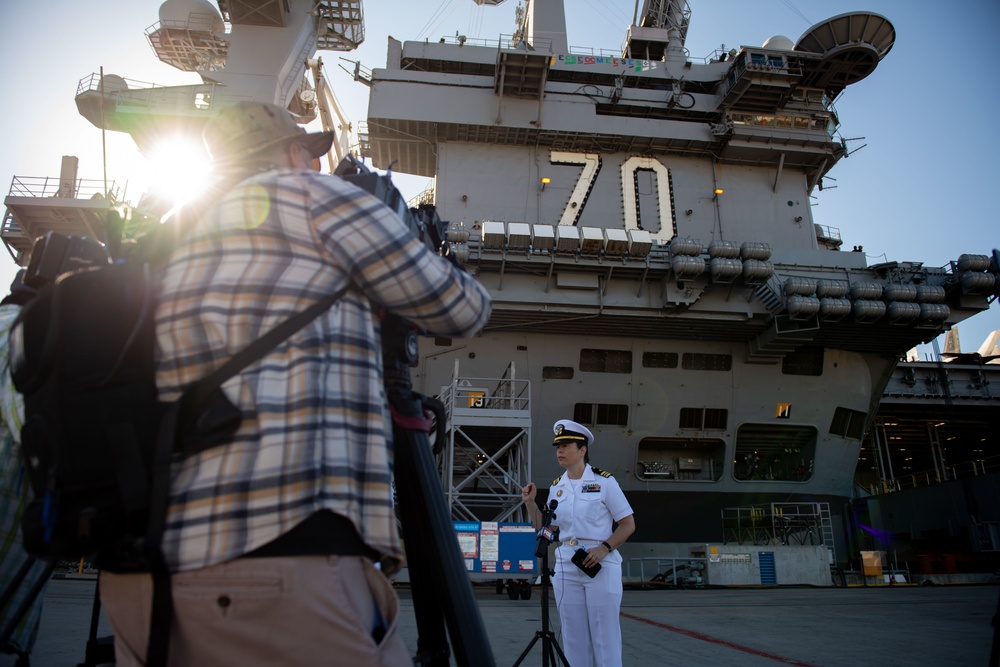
[734,424,816,482]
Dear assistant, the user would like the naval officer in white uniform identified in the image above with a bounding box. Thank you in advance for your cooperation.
[521,419,636,667]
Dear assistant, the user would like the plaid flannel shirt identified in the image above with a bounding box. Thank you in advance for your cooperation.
[155,168,491,572]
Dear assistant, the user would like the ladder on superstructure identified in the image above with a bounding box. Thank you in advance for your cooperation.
[436,361,532,523]
[818,502,836,564]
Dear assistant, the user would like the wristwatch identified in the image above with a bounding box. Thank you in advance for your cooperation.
[601,540,613,552]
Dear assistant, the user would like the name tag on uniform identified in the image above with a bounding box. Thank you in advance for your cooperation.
[582,484,601,493]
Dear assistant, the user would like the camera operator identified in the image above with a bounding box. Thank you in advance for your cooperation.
[99,101,492,666]
[521,419,635,667]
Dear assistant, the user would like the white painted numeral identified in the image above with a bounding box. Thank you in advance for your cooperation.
[550,151,601,227]
[621,156,673,242]
[549,152,674,243]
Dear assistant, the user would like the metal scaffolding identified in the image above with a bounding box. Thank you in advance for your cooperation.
[436,361,532,524]
[722,502,836,562]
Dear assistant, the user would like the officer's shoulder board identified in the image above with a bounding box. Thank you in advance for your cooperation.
[552,474,563,485]
[590,467,613,478]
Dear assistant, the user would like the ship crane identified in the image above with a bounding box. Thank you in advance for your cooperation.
[76,0,365,166]
[306,57,354,168]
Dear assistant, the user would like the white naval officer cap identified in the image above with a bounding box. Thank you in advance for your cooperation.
[552,419,594,446]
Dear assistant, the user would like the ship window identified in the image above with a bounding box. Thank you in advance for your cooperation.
[749,52,766,67]
[731,113,753,125]
[543,366,574,380]
[753,114,774,127]
[782,347,824,376]
[775,115,792,128]
[636,436,725,482]
[642,352,678,368]
[704,408,728,430]
[679,407,728,430]
[733,424,816,482]
[682,353,732,371]
[574,403,628,426]
[433,337,453,347]
[766,54,784,68]
[830,407,867,440]
[580,348,632,373]
[793,116,809,129]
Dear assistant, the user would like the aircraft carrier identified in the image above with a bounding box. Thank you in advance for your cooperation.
[1,0,997,584]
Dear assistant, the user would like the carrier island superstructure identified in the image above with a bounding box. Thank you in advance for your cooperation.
[359,0,997,568]
[1,0,997,577]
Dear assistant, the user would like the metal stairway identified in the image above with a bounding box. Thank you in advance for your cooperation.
[436,361,532,523]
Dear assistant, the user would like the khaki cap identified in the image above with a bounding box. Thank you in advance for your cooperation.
[203,101,334,164]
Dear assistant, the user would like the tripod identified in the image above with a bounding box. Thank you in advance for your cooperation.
[382,316,495,667]
[512,505,569,667]
[336,153,495,666]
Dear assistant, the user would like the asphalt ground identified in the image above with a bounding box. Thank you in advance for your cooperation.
[4,578,997,666]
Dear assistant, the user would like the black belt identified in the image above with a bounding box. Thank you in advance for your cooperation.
[245,510,378,561]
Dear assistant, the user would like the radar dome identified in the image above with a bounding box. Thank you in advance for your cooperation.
[159,0,225,35]
[98,74,129,95]
[762,35,794,51]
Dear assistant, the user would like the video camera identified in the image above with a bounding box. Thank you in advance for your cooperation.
[333,155,469,269]
[333,155,471,370]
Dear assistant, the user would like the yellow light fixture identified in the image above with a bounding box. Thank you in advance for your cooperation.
[540,177,551,192]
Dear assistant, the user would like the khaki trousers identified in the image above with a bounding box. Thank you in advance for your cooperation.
[100,555,411,666]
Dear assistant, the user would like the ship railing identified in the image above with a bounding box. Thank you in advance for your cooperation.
[146,13,232,36]
[882,454,1000,492]
[623,557,707,586]
[721,503,827,547]
[814,223,842,248]
[491,33,703,63]
[77,73,252,113]
[434,34,514,50]
[439,370,531,415]
[0,210,26,259]
[6,175,124,203]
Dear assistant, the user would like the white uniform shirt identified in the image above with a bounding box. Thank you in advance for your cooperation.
[548,464,633,564]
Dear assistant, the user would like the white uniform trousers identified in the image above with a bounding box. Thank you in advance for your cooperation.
[552,548,623,667]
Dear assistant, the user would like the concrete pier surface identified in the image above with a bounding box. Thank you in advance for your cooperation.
[4,578,997,666]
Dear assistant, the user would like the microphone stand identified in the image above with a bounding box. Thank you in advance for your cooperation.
[513,502,570,667]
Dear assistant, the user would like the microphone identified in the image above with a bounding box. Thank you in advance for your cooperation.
[535,499,559,558]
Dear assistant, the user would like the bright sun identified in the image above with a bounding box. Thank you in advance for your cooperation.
[144,136,212,212]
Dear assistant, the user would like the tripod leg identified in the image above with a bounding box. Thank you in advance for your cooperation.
[550,635,571,667]
[512,548,571,667]
[511,632,542,667]
[390,388,495,667]
[77,573,115,667]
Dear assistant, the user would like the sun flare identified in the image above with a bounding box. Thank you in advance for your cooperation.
[144,136,212,212]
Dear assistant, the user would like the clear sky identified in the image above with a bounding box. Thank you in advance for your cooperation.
[0,0,997,355]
